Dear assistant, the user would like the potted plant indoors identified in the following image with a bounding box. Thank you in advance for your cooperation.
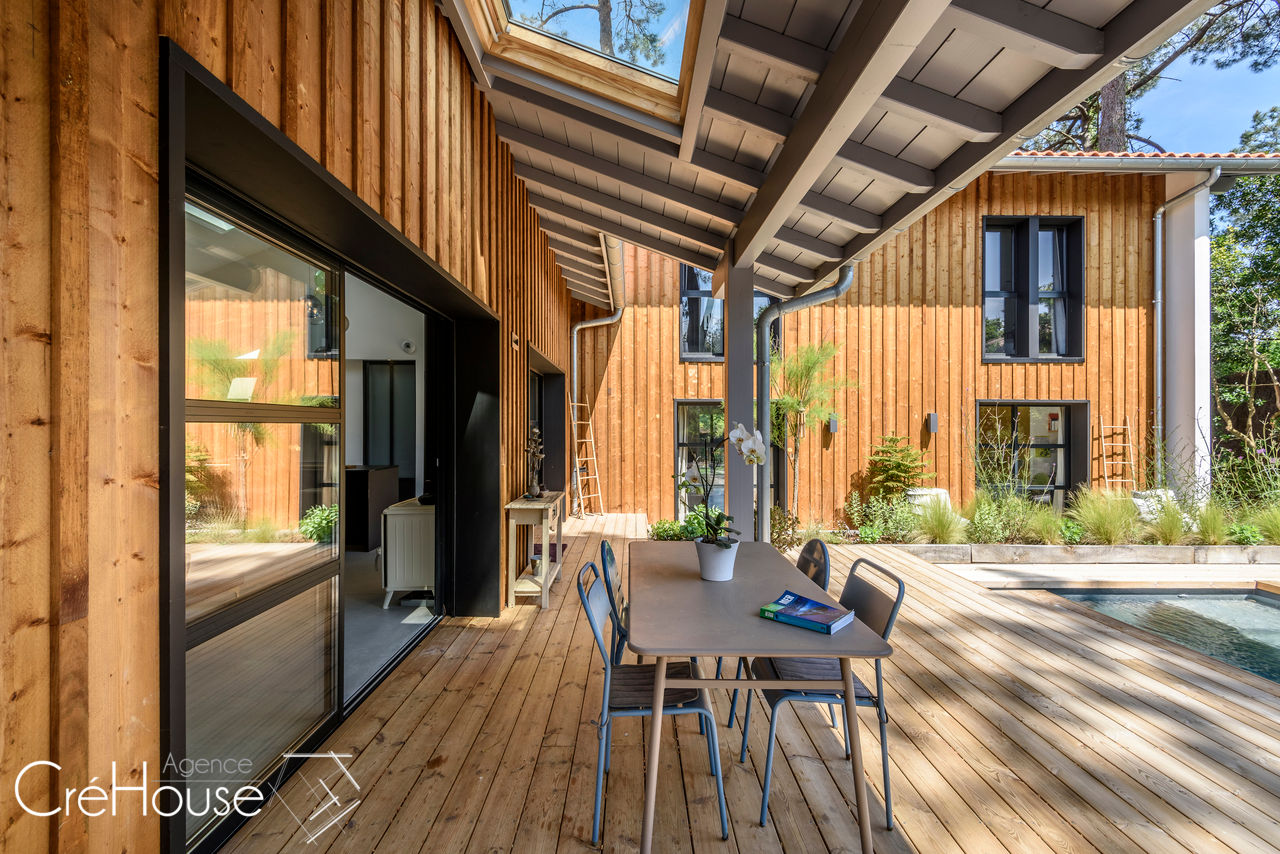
[676,423,767,581]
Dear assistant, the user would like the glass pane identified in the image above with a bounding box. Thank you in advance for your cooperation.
[1038,227,1063,292]
[676,403,725,519]
[984,297,1016,355]
[984,228,1014,292]
[680,295,724,358]
[1038,298,1068,356]
[504,0,691,81]
[185,200,339,406]
[184,579,335,843]
[185,422,340,623]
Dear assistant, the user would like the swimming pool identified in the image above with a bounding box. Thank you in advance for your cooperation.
[1057,589,1280,683]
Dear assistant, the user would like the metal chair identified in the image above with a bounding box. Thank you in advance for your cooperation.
[725,538,832,724]
[600,539,627,665]
[576,561,729,845]
[737,557,905,829]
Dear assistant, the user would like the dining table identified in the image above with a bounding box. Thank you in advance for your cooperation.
[627,540,893,854]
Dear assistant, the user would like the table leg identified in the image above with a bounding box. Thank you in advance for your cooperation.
[841,658,874,854]
[640,655,667,854]
[540,515,551,609]
[507,517,517,609]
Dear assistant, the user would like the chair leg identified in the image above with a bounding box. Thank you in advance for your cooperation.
[592,719,608,845]
[702,708,730,840]
[880,705,893,830]
[727,658,746,727]
[828,702,839,728]
[840,703,851,759]
[760,703,782,827]
[715,656,723,678]
[604,719,613,773]
[738,689,753,763]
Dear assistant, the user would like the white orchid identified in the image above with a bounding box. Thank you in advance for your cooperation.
[683,464,703,487]
[728,422,751,449]
[740,434,767,466]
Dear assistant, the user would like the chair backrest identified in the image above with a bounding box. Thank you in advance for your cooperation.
[795,538,831,591]
[576,561,614,667]
[600,539,625,618]
[838,558,906,641]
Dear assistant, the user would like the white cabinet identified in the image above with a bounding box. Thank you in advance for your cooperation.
[380,499,435,608]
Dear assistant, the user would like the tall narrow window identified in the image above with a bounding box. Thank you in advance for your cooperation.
[680,265,723,361]
[982,217,1084,360]
[675,401,725,520]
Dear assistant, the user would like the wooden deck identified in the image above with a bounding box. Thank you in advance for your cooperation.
[225,514,1280,854]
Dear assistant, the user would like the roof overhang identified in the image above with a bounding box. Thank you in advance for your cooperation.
[994,153,1280,175]
[443,0,1222,300]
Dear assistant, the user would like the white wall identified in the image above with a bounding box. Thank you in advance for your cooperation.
[345,276,425,493]
[1162,172,1212,494]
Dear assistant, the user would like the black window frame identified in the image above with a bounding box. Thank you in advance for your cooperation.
[982,216,1085,363]
[679,265,724,362]
[673,399,726,519]
[975,400,1092,506]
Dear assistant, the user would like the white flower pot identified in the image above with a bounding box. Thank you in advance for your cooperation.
[695,539,739,582]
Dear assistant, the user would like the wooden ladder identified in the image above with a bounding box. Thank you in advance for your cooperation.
[571,402,603,516]
[1099,414,1137,490]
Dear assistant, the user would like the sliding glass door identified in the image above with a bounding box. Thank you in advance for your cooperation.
[181,195,343,849]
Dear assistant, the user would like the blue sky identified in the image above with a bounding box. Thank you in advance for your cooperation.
[1132,54,1280,152]
[505,1,690,80]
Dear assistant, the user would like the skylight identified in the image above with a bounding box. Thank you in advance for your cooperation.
[504,0,691,82]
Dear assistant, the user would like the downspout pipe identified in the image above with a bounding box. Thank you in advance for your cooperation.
[569,234,625,513]
[755,262,856,542]
[1153,166,1219,461]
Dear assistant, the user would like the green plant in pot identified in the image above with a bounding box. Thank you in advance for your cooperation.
[675,423,766,581]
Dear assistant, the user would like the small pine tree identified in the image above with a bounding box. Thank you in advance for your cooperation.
[867,435,933,499]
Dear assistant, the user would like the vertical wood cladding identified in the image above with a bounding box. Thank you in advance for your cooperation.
[577,173,1161,523]
[2,3,570,851]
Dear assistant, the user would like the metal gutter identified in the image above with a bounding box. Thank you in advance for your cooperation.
[1153,165,1220,459]
[754,263,856,542]
[994,155,1280,175]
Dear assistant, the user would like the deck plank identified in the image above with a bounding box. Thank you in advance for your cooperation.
[227,519,1280,854]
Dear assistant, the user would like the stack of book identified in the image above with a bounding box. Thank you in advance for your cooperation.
[760,590,855,634]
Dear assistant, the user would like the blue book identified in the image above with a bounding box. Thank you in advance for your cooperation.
[760,590,855,635]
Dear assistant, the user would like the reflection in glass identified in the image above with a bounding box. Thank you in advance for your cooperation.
[977,404,1069,510]
[1038,228,1064,291]
[676,403,725,519]
[185,422,340,622]
[1039,298,1068,356]
[503,0,691,81]
[185,579,335,842]
[984,298,1015,355]
[185,200,339,405]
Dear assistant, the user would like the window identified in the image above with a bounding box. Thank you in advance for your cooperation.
[977,404,1071,510]
[679,264,779,362]
[983,217,1084,360]
[675,402,725,520]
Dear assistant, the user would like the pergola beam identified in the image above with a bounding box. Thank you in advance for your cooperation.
[775,227,845,261]
[876,77,1003,142]
[498,121,743,225]
[942,0,1105,70]
[718,14,828,84]
[679,0,729,159]
[834,139,934,193]
[752,276,797,299]
[538,215,600,249]
[732,0,952,266]
[703,88,792,145]
[555,253,609,279]
[514,161,726,252]
[757,253,814,282]
[799,192,882,233]
[528,193,720,270]
[547,237,605,268]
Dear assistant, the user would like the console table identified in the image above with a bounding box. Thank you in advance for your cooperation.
[505,492,564,609]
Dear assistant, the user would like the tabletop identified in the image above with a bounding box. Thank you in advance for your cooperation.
[626,541,893,660]
[504,491,565,511]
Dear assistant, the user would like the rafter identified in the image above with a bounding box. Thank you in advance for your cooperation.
[702,88,793,145]
[718,15,829,84]
[942,0,1104,70]
[555,253,608,279]
[513,161,726,252]
[547,237,605,268]
[498,121,743,225]
[798,192,881,233]
[732,0,952,266]
[680,0,729,159]
[752,276,797,299]
[775,227,845,261]
[876,77,1003,142]
[538,215,600,249]
[834,140,934,193]
[528,193,720,270]
[757,253,814,282]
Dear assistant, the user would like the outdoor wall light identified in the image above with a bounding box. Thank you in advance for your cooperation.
[828,416,838,433]
[926,413,939,433]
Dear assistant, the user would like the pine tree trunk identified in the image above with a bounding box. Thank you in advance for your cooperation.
[1098,74,1127,151]
[597,0,614,54]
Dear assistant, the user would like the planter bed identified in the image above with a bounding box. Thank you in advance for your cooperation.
[894,543,1280,565]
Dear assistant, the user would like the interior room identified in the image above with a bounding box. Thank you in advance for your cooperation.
[342,274,439,702]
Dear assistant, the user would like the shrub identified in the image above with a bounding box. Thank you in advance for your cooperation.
[966,492,1009,543]
[863,496,920,543]
[648,518,684,540]
[856,523,884,545]
[1145,500,1188,546]
[916,498,966,544]
[1229,522,1264,546]
[298,504,338,543]
[1252,505,1280,545]
[1068,490,1138,545]
[867,435,933,499]
[1196,503,1229,545]
[770,508,802,550]
[1025,505,1064,545]
[1060,518,1084,545]
[843,484,863,529]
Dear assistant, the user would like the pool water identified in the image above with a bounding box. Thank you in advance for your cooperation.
[1058,589,1280,683]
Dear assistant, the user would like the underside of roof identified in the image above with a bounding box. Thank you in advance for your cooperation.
[442,0,1219,305]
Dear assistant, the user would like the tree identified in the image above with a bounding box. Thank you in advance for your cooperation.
[1025,0,1279,152]
[512,0,668,68]
[770,342,845,520]
[1210,107,1280,446]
